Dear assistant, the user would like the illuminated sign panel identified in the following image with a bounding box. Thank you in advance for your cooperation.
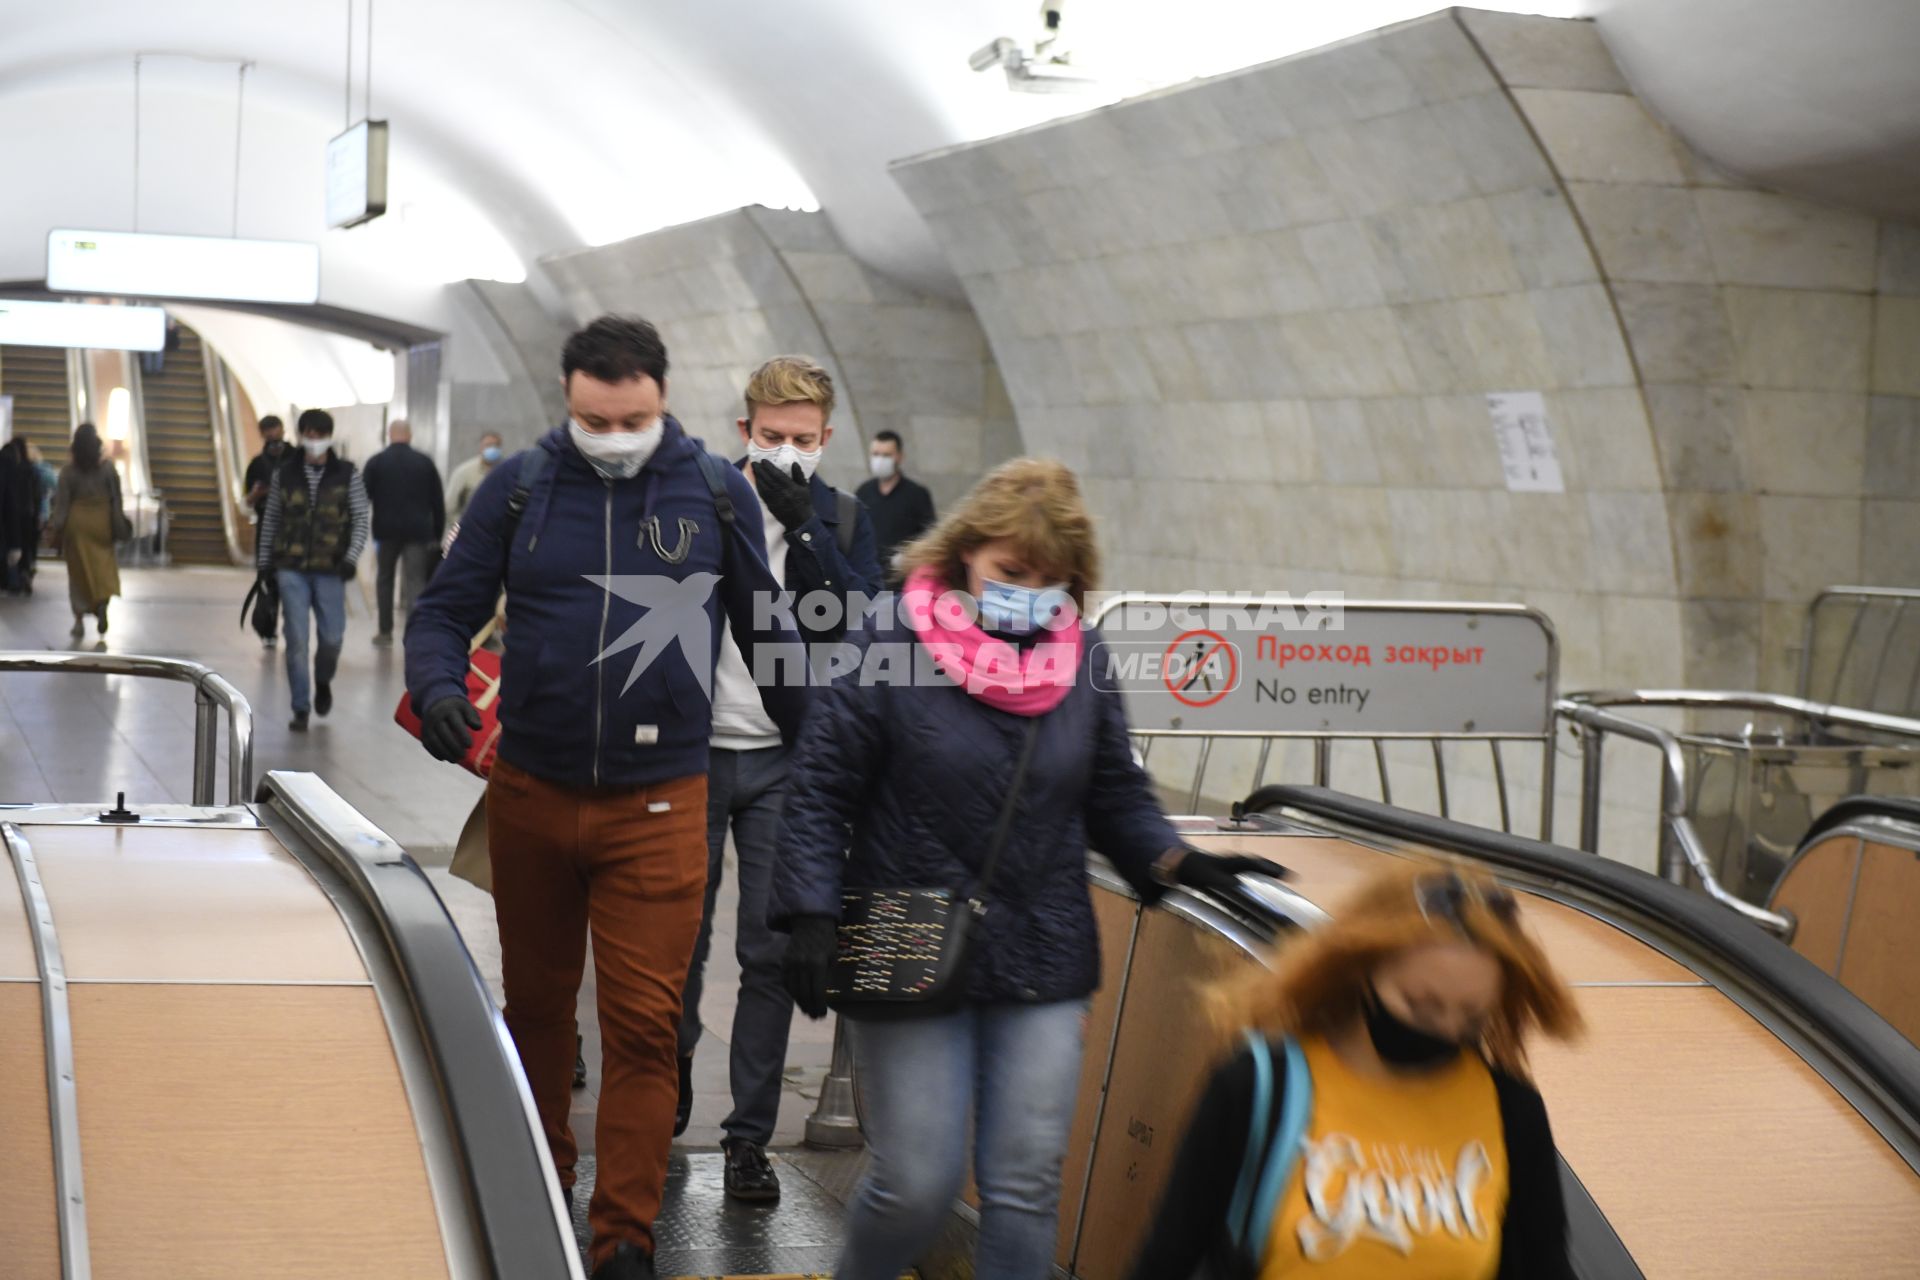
[326,120,390,229]
[0,299,167,351]
[47,229,321,305]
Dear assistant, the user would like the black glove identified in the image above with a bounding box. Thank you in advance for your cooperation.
[752,459,816,532]
[1174,850,1291,898]
[421,696,483,762]
[338,559,358,581]
[782,914,838,1019]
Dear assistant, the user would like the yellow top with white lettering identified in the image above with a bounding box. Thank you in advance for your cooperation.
[1259,1035,1508,1278]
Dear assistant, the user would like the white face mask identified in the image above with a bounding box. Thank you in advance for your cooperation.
[869,453,897,480]
[570,417,663,479]
[745,438,822,481]
[302,437,332,460]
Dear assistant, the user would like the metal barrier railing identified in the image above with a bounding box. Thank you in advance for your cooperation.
[1557,689,1920,938]
[1089,596,1561,838]
[0,651,253,804]
[1799,586,1920,716]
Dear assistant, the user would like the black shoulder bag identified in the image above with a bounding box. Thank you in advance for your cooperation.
[825,718,1042,1019]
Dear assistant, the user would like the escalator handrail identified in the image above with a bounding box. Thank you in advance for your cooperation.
[1236,784,1920,1150]
[1794,795,1920,851]
[257,770,582,1280]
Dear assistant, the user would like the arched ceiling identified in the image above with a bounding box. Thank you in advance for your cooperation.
[1592,0,1920,222]
[1,1,1915,337]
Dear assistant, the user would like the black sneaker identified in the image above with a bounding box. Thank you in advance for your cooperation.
[722,1139,780,1202]
[573,1034,588,1090]
[314,681,333,717]
[289,711,310,732]
[590,1242,655,1280]
[673,1053,693,1137]
[372,632,393,647]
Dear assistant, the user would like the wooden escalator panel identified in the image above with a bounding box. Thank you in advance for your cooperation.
[25,825,368,984]
[1835,840,1920,1044]
[1770,832,1861,976]
[0,834,58,1279]
[71,982,449,1278]
[1531,984,1920,1278]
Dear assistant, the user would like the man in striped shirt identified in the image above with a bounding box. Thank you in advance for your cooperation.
[255,408,372,731]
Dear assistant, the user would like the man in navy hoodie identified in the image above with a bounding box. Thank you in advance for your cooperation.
[405,315,808,1280]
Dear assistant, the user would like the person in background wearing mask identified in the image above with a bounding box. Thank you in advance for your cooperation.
[405,315,809,1280]
[361,419,446,647]
[1126,864,1580,1280]
[771,457,1277,1280]
[446,431,505,522]
[854,429,935,578]
[255,409,371,731]
[677,354,880,1201]
[242,414,289,647]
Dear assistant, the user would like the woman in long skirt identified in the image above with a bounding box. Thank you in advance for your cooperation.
[48,423,127,640]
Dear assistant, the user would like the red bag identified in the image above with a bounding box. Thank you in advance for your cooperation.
[394,620,505,778]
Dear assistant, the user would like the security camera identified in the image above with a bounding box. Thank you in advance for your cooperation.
[969,36,1017,73]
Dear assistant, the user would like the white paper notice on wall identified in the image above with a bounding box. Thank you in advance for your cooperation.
[1485,390,1564,493]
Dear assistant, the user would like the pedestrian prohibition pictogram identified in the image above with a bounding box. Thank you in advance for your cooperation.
[1165,629,1236,708]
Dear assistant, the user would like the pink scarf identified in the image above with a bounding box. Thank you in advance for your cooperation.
[902,568,1082,716]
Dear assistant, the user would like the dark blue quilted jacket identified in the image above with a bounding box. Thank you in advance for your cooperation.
[769,610,1177,1004]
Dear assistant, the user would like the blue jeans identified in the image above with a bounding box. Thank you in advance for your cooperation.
[839,999,1087,1280]
[678,744,794,1146]
[276,569,346,714]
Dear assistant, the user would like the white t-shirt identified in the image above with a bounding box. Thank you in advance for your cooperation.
[709,487,788,751]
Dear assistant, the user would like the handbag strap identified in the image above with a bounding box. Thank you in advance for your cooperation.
[966,717,1042,910]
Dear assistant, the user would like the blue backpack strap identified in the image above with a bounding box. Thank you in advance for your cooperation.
[498,445,549,575]
[1227,1029,1274,1251]
[1246,1036,1313,1257]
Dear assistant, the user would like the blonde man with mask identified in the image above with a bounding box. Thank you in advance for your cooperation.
[406,317,809,1280]
[677,354,881,1201]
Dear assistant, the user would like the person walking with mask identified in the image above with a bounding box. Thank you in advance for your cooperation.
[48,423,130,639]
[771,457,1277,1280]
[406,315,810,1280]
[255,409,371,731]
[445,431,505,522]
[854,429,935,576]
[361,419,446,646]
[243,415,289,646]
[1126,863,1582,1280]
[677,354,880,1199]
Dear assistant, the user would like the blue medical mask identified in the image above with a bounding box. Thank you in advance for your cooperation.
[481,445,502,464]
[978,577,1073,636]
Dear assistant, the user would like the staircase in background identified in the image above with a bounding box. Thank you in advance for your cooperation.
[142,326,232,565]
[0,344,73,460]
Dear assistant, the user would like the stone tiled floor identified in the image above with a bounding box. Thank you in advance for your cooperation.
[0,561,835,1151]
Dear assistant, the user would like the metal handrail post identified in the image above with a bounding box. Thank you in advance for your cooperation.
[1578,725,1603,853]
[192,688,219,805]
[804,1016,863,1149]
[1655,753,1685,886]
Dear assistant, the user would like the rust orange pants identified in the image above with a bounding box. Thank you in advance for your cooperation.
[487,757,708,1266]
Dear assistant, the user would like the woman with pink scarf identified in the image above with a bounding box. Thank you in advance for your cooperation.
[770,457,1280,1280]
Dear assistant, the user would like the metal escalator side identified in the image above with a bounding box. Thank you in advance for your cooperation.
[255,770,584,1280]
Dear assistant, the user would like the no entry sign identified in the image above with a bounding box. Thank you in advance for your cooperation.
[1089,596,1556,736]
